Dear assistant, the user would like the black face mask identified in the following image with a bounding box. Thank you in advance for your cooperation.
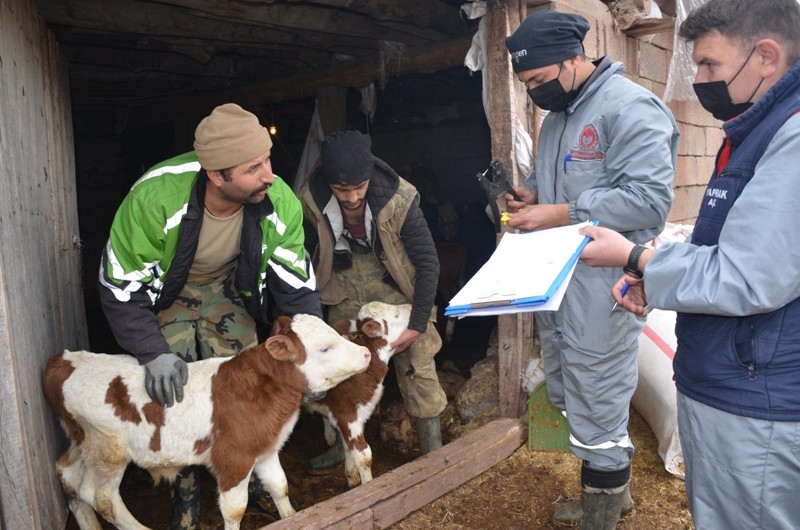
[692,47,762,121]
[692,81,756,121]
[527,67,579,112]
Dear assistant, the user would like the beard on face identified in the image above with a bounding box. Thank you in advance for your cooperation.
[220,182,271,205]
[250,183,270,198]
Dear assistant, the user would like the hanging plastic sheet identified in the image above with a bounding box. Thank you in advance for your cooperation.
[664,0,708,101]
[462,1,532,179]
[293,101,325,194]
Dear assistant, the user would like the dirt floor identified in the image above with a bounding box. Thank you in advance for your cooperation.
[65,315,694,529]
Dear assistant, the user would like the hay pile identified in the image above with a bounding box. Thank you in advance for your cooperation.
[390,407,694,530]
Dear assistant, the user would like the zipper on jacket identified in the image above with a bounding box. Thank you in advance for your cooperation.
[733,320,757,381]
[746,326,757,381]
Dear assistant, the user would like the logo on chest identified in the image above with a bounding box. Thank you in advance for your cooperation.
[569,124,605,161]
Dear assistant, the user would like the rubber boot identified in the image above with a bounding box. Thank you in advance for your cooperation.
[415,416,442,454]
[169,466,200,530]
[307,430,344,473]
[553,483,633,522]
[580,484,628,530]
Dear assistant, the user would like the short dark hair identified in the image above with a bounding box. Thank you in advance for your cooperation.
[218,167,233,182]
[679,0,800,64]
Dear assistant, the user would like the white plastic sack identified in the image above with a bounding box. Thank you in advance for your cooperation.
[521,355,546,395]
[632,308,684,479]
[653,223,694,248]
[514,114,533,178]
[631,223,693,479]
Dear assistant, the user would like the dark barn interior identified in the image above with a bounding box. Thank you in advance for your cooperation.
[32,0,500,351]
[34,1,500,525]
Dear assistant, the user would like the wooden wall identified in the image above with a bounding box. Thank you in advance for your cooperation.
[0,0,88,528]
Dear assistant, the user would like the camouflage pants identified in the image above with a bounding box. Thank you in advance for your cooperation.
[155,270,257,528]
[156,270,258,362]
[328,251,447,419]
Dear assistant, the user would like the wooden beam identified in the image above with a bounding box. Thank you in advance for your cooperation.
[114,32,474,129]
[261,418,527,529]
[624,17,675,37]
[315,86,347,134]
[288,0,466,36]
[203,33,476,107]
[485,0,532,419]
[37,0,453,61]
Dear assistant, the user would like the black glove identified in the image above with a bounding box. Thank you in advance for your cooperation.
[144,353,189,407]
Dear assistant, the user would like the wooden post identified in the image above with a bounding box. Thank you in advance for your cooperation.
[315,85,348,134]
[485,0,534,418]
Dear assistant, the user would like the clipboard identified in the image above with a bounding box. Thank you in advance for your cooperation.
[444,221,597,317]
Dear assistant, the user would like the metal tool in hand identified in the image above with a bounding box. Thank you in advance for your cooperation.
[477,160,522,202]
[476,160,522,232]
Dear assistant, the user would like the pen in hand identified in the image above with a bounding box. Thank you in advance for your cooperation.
[610,283,630,313]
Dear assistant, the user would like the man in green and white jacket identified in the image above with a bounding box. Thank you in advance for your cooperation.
[98,103,320,528]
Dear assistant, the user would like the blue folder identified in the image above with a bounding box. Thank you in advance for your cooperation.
[444,221,597,316]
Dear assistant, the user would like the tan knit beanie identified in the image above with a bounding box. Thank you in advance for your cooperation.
[193,103,273,170]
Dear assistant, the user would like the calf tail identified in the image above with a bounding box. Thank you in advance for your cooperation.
[42,353,85,443]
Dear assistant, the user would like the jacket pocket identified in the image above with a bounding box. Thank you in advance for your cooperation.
[563,159,608,199]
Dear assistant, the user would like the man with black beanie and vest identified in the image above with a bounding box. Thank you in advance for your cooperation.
[503,11,679,529]
[299,130,447,469]
[98,102,321,529]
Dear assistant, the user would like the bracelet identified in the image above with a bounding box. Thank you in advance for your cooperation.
[623,244,647,279]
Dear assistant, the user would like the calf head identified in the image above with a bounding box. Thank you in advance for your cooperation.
[266,313,371,393]
[356,302,412,347]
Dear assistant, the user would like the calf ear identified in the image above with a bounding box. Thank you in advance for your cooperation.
[332,319,352,335]
[361,319,383,338]
[273,315,293,336]
[264,335,299,362]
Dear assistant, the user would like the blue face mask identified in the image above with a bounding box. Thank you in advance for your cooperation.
[692,47,763,121]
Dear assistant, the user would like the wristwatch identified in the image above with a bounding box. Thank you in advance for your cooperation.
[623,244,647,279]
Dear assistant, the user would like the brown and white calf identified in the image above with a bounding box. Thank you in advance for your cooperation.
[42,313,371,530]
[305,301,411,487]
